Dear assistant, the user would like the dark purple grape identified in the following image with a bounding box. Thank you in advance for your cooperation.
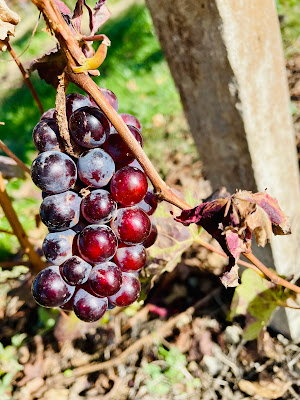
[60,293,75,311]
[114,244,146,272]
[89,88,119,111]
[32,265,75,308]
[69,107,110,148]
[88,261,122,297]
[78,149,115,188]
[111,207,151,245]
[136,190,158,215]
[60,256,92,286]
[102,126,143,165]
[81,189,117,224]
[77,225,118,263]
[73,288,108,322]
[31,151,77,194]
[32,119,61,152]
[110,167,148,207]
[40,191,81,231]
[40,108,56,120]
[119,113,142,131]
[42,229,75,265]
[143,223,158,248]
[66,93,93,119]
[108,272,141,307]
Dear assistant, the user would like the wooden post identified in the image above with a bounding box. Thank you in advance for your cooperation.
[146,0,300,339]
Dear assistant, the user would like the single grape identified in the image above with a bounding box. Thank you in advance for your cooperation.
[77,225,118,263]
[32,119,61,152]
[73,288,108,322]
[66,93,93,119]
[119,113,142,131]
[110,166,148,207]
[108,272,141,307]
[60,292,76,311]
[40,191,81,231]
[143,223,158,248]
[69,107,110,148]
[81,189,117,224]
[111,207,151,245]
[31,151,77,194]
[114,244,147,272]
[102,126,143,165]
[42,229,75,265]
[136,190,158,215]
[40,108,56,120]
[88,261,122,297]
[60,256,92,286]
[32,265,75,308]
[78,149,115,188]
[88,88,119,111]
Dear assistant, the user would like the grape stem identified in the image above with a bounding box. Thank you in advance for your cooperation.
[0,173,45,273]
[31,0,300,295]
[4,39,44,114]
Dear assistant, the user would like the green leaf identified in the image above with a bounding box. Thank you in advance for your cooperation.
[229,269,290,341]
[146,380,170,395]
[143,363,162,379]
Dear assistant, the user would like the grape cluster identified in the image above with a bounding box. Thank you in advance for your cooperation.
[31,89,158,322]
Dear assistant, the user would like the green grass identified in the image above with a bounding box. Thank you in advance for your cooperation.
[276,0,300,56]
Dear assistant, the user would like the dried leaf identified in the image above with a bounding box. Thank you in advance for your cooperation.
[175,190,291,288]
[29,48,66,88]
[220,264,239,288]
[0,0,20,51]
[91,3,111,35]
[54,0,72,17]
[72,0,93,33]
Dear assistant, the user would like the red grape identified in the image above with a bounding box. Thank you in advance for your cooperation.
[114,244,147,272]
[136,190,158,215]
[32,266,75,308]
[40,108,56,120]
[81,189,117,224]
[31,151,77,194]
[111,207,151,245]
[110,166,148,206]
[40,191,81,231]
[108,272,141,307]
[88,261,122,297]
[69,106,110,148]
[102,126,143,165]
[78,148,115,188]
[143,223,158,248]
[77,225,118,263]
[60,256,92,286]
[42,229,75,265]
[89,88,119,111]
[119,113,142,131]
[32,119,61,152]
[66,93,93,119]
[73,288,108,322]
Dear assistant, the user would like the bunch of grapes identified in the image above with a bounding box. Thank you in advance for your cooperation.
[31,89,158,322]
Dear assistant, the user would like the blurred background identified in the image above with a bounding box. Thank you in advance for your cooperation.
[0,0,300,399]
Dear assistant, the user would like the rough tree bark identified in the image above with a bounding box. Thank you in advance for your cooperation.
[146,0,300,340]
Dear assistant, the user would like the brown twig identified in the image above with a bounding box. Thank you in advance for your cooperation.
[30,0,300,295]
[0,140,31,174]
[4,39,44,114]
[244,252,300,294]
[0,228,15,235]
[0,173,44,273]
[0,122,5,125]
